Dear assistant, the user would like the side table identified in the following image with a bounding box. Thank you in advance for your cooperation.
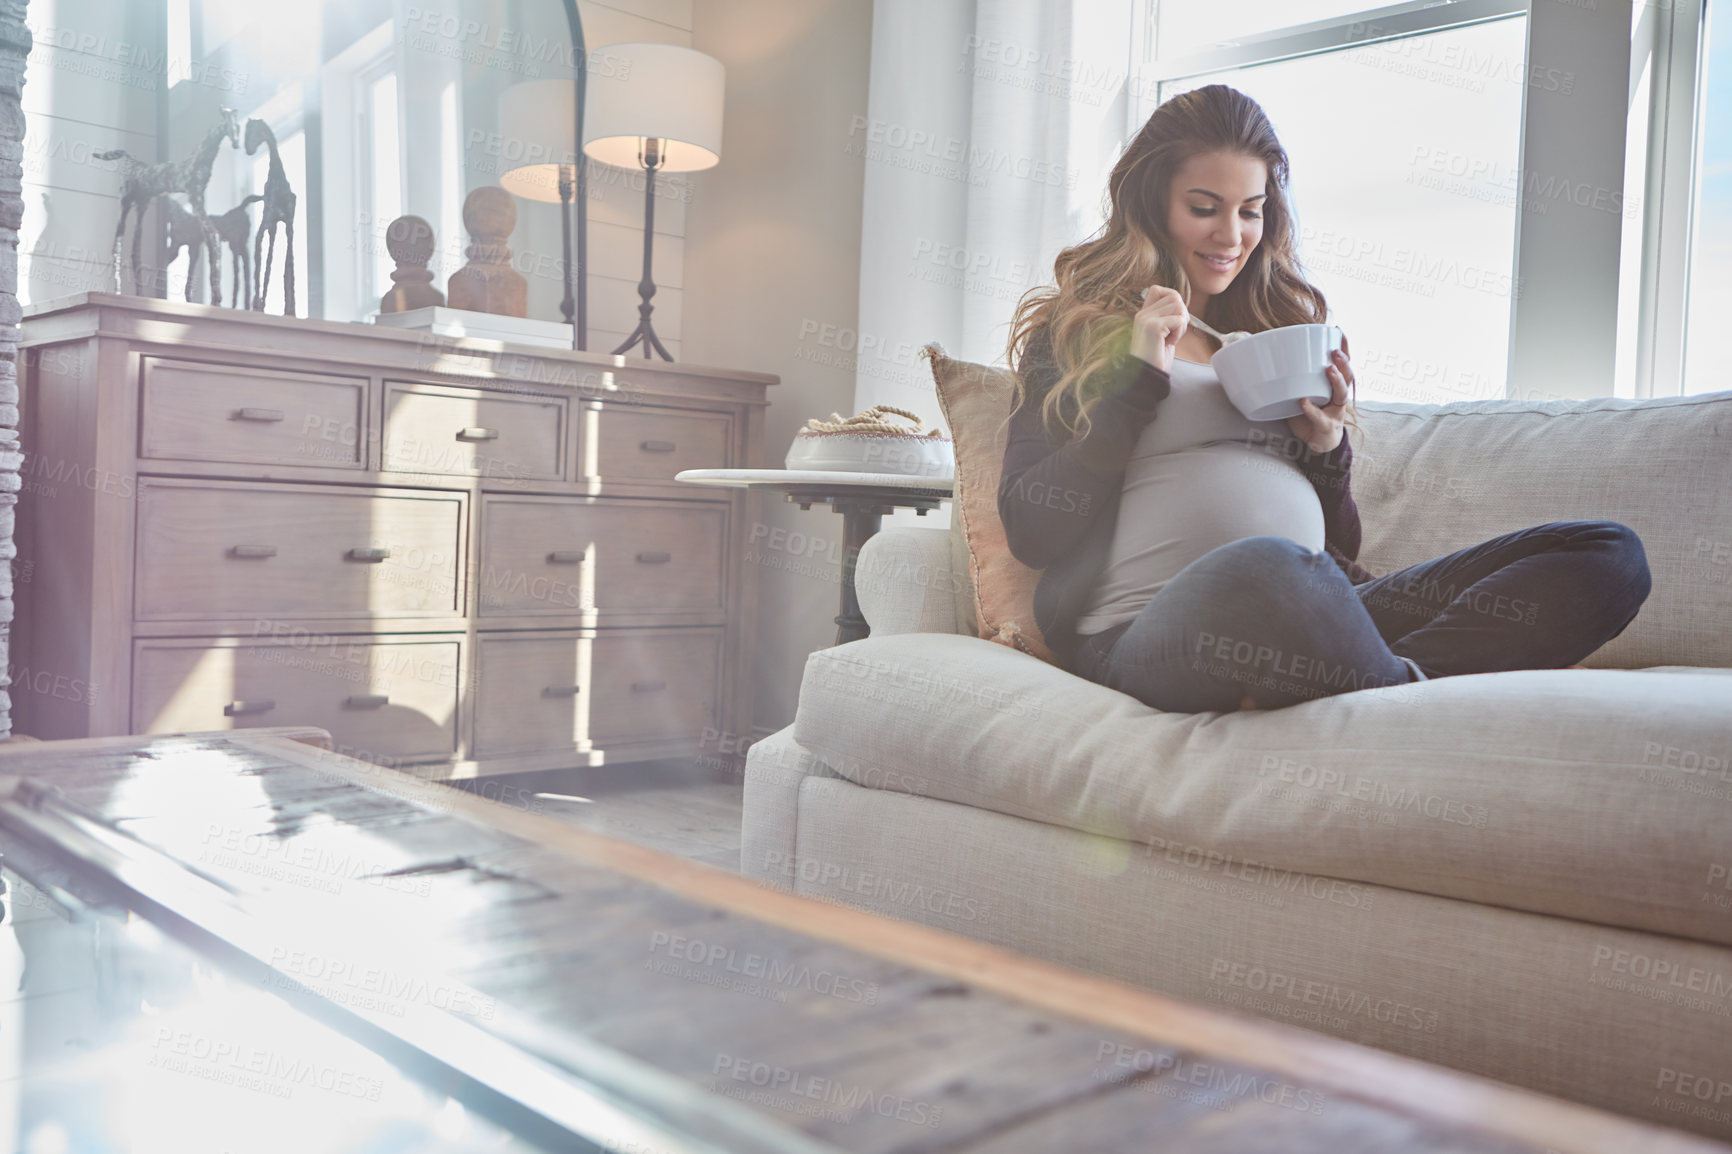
[675,469,954,646]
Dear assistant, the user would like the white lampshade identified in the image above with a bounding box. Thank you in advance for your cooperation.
[583,42,724,172]
[498,78,580,204]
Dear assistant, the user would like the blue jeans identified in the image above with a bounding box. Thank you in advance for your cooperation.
[1071,521,1652,712]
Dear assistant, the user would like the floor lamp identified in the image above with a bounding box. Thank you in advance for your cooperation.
[582,43,725,361]
[499,75,588,351]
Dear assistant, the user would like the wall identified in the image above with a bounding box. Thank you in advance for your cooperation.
[18,0,160,304]
[0,0,26,740]
[683,0,874,739]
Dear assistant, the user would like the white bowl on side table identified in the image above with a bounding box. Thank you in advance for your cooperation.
[783,408,955,479]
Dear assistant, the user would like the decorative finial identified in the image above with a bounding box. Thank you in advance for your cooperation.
[447,187,527,317]
[379,215,444,313]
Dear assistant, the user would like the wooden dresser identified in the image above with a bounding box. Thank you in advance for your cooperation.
[12,293,771,778]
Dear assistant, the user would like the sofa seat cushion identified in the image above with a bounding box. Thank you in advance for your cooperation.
[793,633,1732,948]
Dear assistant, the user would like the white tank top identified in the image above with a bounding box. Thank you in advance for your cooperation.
[1074,356,1327,635]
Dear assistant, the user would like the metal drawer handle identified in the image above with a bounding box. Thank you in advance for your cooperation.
[636,551,671,564]
[232,407,285,423]
[640,439,676,452]
[541,685,582,697]
[345,694,390,709]
[456,427,500,441]
[346,546,391,562]
[224,699,275,717]
[630,680,666,693]
[546,550,586,564]
[228,544,278,560]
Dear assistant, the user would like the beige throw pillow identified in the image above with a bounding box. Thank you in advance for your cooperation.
[921,343,1060,667]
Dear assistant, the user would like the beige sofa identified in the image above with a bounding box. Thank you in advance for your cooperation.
[742,389,1732,1141]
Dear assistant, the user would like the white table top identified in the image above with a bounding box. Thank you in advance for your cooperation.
[675,468,954,493]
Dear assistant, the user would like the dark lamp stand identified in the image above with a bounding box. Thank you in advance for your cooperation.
[557,164,577,330]
[613,136,672,361]
[560,0,587,352]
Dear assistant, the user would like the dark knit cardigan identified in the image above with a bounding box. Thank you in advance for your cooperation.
[996,326,1373,672]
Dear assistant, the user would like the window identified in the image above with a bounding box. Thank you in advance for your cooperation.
[1160,20,1526,404]
[1152,7,1527,404]
[440,80,464,284]
[358,59,404,310]
[1684,0,1732,394]
[1158,0,1400,57]
[166,0,194,87]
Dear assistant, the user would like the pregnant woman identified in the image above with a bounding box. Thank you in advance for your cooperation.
[998,84,1652,712]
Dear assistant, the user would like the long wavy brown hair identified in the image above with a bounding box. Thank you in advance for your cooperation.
[1005,84,1343,443]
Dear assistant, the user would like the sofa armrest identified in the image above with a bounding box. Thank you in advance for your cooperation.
[853,527,973,637]
[740,724,839,888]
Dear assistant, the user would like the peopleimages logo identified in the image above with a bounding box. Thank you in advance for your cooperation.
[844,115,1081,189]
[1588,944,1732,1018]
[1140,835,1376,911]
[1207,958,1440,1033]
[646,931,879,1005]
[1094,1043,1328,1115]
[760,851,988,923]
[711,1054,945,1128]
[1256,755,1489,829]
[148,1027,384,1102]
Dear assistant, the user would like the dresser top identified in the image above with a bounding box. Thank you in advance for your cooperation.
[22,292,780,389]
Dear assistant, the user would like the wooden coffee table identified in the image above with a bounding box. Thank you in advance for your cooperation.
[0,729,1722,1154]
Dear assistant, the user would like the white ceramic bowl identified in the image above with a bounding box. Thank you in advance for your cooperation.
[1210,323,1342,422]
[784,431,955,478]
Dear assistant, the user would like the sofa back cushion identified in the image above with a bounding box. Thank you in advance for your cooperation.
[921,343,1055,664]
[1352,391,1732,668]
[922,334,1731,670]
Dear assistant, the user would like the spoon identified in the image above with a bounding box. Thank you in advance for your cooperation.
[1188,312,1251,348]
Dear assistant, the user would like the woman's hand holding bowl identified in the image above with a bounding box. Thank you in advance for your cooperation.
[1285,335,1353,454]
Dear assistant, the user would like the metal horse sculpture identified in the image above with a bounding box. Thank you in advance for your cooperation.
[208,194,259,310]
[96,108,239,302]
[209,195,262,311]
[156,196,207,303]
[245,118,297,315]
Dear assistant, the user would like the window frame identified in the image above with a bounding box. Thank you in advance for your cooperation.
[354,49,404,313]
[317,19,398,323]
[1630,0,1706,397]
[1140,0,1716,400]
[1143,0,1526,85]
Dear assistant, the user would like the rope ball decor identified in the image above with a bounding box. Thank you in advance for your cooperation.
[800,404,945,438]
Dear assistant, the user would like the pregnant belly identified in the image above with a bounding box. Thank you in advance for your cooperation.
[1089,446,1328,613]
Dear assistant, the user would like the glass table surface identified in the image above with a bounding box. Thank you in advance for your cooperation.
[0,866,541,1154]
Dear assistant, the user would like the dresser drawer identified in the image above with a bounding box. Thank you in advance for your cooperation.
[131,636,460,763]
[383,382,565,482]
[591,629,721,744]
[140,357,368,469]
[471,629,720,754]
[585,404,731,482]
[472,634,593,756]
[135,480,465,621]
[477,497,724,616]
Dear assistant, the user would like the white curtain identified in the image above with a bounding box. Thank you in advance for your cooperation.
[854,0,1140,423]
